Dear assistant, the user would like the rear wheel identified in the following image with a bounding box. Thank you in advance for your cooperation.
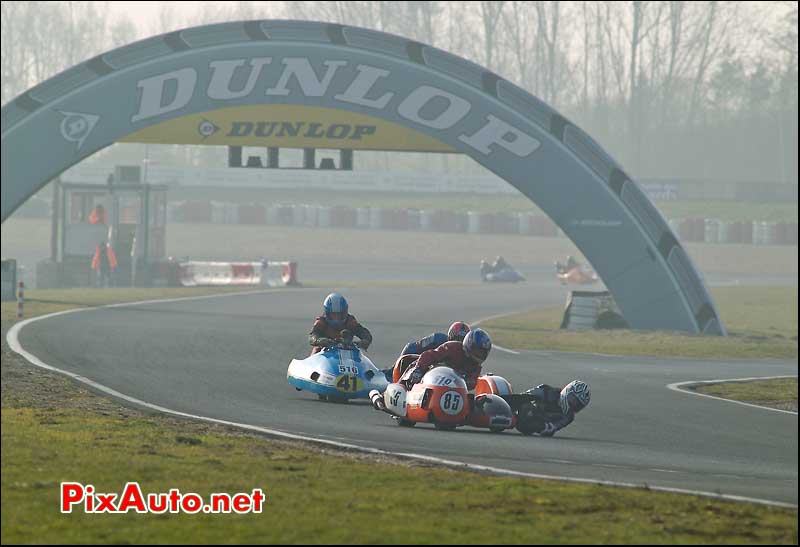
[396,418,416,427]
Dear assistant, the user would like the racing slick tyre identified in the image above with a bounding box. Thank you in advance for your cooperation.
[317,394,328,401]
[434,422,457,431]
[395,418,416,428]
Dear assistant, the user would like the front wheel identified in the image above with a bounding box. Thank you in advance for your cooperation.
[396,418,416,428]
[434,422,457,431]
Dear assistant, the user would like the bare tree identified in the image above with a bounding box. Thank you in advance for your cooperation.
[478,1,506,70]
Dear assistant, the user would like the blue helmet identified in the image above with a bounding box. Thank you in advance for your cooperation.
[462,328,491,363]
[323,293,348,327]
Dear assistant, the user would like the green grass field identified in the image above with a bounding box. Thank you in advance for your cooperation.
[3,405,796,544]
[0,287,261,322]
[2,287,797,544]
[695,378,798,408]
[481,286,798,359]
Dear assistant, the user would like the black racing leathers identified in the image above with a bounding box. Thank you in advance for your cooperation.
[505,384,575,436]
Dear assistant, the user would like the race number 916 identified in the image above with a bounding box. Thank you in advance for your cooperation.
[439,391,464,415]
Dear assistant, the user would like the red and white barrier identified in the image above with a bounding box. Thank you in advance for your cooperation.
[177,261,298,287]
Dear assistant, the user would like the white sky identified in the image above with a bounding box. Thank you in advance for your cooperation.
[107,1,165,28]
[105,1,790,43]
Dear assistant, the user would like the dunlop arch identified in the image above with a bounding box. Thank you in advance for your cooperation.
[0,20,724,334]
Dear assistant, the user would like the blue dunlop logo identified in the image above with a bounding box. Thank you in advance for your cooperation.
[58,111,100,150]
[197,118,219,139]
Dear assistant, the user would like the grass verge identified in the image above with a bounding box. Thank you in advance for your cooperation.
[481,286,798,359]
[0,287,260,322]
[692,378,798,412]
[1,287,797,543]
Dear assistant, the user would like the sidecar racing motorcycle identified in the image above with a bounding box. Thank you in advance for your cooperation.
[287,339,388,402]
[370,355,582,435]
[371,366,516,432]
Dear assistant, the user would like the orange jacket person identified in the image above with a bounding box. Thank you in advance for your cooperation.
[92,242,118,287]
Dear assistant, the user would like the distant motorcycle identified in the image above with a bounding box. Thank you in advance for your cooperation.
[480,259,526,283]
[555,259,598,285]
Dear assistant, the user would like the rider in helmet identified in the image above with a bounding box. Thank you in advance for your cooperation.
[514,380,591,437]
[308,293,372,354]
[398,321,471,358]
[382,322,472,382]
[480,260,491,282]
[400,328,492,391]
[492,255,509,273]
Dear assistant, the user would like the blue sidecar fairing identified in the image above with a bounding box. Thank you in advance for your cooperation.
[287,346,389,400]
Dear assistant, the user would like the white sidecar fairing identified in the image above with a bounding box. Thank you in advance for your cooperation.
[287,346,389,399]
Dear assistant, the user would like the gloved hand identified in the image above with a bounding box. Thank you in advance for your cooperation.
[356,338,370,351]
[339,329,354,343]
[316,337,335,348]
[369,390,386,411]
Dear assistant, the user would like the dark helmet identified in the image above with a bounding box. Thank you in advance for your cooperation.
[447,321,471,342]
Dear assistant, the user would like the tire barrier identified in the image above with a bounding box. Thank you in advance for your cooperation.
[167,201,797,245]
[330,206,357,229]
[560,290,628,331]
[237,204,265,225]
[177,260,299,287]
[177,201,213,223]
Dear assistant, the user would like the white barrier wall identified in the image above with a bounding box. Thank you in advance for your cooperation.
[62,165,519,194]
[178,261,298,287]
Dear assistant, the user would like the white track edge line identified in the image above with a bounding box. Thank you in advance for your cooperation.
[4,293,796,509]
[667,376,799,415]
[471,312,525,354]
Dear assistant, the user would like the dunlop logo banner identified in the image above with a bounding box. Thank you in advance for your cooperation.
[120,105,456,152]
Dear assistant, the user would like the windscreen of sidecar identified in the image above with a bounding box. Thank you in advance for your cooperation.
[421,368,468,390]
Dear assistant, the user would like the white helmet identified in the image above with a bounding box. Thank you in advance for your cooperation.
[559,380,591,415]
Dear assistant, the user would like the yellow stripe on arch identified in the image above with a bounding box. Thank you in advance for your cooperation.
[120,104,457,153]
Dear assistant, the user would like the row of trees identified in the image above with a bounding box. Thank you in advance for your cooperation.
[1,1,797,184]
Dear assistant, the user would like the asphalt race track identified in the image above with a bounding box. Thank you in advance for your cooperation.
[11,283,798,505]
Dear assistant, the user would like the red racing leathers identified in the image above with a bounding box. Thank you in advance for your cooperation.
[401,341,482,390]
[308,314,372,354]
